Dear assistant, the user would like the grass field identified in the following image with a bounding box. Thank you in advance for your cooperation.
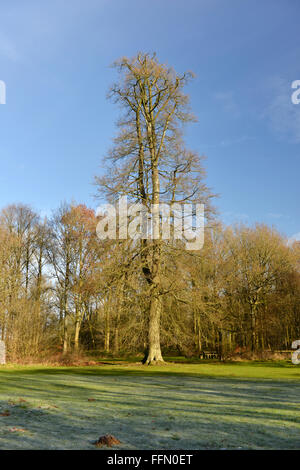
[0,360,299,449]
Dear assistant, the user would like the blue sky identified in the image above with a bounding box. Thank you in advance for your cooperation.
[0,0,299,240]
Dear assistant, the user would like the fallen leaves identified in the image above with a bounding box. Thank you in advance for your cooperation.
[8,398,28,406]
[9,427,27,433]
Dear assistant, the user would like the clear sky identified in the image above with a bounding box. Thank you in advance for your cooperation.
[0,0,299,240]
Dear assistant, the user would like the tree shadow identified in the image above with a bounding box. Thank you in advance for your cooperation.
[0,368,300,449]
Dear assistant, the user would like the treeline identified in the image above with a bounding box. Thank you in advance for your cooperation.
[0,202,299,361]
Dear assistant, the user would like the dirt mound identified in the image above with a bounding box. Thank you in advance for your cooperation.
[93,434,121,448]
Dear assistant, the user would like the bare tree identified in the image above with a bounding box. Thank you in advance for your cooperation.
[95,53,213,364]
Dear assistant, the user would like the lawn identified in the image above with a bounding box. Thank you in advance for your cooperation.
[0,360,299,449]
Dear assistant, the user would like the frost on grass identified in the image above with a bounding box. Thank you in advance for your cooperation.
[0,363,299,449]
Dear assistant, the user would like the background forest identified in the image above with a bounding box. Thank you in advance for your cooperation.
[0,202,299,362]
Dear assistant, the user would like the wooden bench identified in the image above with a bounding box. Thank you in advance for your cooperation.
[199,351,220,359]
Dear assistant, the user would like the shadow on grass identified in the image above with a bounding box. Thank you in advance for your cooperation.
[1,374,300,449]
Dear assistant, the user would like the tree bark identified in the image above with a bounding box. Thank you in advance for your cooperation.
[114,276,124,354]
[74,315,81,351]
[63,316,68,355]
[105,291,111,353]
[250,307,256,352]
[143,294,163,364]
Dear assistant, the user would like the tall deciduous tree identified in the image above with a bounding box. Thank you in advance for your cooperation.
[96,53,213,364]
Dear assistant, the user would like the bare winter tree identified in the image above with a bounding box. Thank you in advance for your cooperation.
[95,53,214,364]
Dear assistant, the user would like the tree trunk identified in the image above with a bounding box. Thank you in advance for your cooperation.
[62,252,70,355]
[105,293,111,353]
[63,316,68,355]
[114,276,124,354]
[250,308,256,352]
[197,319,202,353]
[114,324,119,354]
[74,316,81,351]
[105,326,110,353]
[143,294,163,364]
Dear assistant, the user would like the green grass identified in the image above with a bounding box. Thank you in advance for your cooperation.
[0,360,299,449]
